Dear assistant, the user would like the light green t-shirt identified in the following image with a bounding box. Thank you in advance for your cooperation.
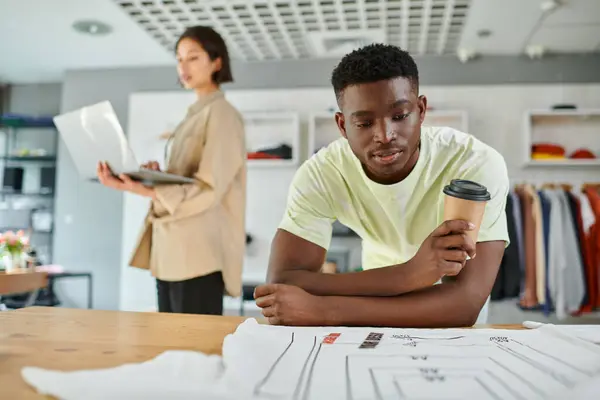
[279,125,510,270]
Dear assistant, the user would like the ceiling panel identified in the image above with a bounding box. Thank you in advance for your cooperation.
[458,0,543,54]
[530,24,600,53]
[543,0,600,25]
[1,0,598,83]
[0,0,172,83]
[529,0,600,53]
[112,0,474,60]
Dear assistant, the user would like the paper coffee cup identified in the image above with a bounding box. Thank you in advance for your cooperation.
[442,179,491,244]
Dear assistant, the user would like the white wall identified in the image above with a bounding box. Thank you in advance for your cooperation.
[119,83,600,313]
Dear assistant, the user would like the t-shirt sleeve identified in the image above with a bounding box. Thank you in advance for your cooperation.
[463,148,510,247]
[278,160,336,250]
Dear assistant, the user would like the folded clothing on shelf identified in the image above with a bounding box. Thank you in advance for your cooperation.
[247,144,292,160]
[531,143,566,160]
[570,148,596,159]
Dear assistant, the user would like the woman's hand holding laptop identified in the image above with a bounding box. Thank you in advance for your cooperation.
[96,161,157,199]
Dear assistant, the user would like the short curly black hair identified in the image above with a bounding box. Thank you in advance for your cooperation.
[331,43,419,102]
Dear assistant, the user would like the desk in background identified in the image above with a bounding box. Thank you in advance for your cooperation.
[0,271,93,309]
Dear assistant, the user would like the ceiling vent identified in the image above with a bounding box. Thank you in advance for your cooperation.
[308,30,386,58]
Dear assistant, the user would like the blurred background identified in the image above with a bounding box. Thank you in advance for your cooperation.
[0,0,599,325]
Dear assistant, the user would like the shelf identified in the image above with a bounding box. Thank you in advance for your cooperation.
[525,159,600,167]
[528,108,600,117]
[524,108,600,165]
[528,109,600,125]
[0,123,56,129]
[247,159,297,168]
[0,227,53,234]
[424,110,468,132]
[242,111,301,168]
[308,111,340,158]
[0,191,54,197]
[0,156,56,162]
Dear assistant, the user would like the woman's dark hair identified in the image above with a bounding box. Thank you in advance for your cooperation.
[176,26,233,84]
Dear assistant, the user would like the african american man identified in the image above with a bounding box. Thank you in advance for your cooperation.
[254,44,509,328]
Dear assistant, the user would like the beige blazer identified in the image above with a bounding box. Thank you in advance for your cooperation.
[129,90,247,297]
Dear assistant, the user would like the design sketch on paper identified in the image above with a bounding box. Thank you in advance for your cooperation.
[231,321,600,400]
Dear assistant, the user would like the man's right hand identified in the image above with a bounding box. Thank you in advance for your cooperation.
[408,220,476,285]
[141,161,161,171]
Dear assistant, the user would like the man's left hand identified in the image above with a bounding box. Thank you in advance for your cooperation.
[254,284,328,326]
[97,161,155,198]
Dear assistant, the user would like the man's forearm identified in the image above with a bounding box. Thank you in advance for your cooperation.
[319,281,483,328]
[270,261,438,297]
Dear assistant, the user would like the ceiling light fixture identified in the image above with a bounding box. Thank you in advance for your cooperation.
[72,20,113,36]
[457,48,477,63]
[476,29,492,38]
[525,45,546,59]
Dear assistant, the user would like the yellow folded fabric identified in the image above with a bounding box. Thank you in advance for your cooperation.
[531,153,566,160]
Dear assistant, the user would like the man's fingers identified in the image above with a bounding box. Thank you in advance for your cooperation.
[437,234,469,250]
[254,284,278,299]
[440,249,468,263]
[432,219,475,237]
[255,294,275,308]
[261,306,275,317]
[441,261,463,276]
[436,233,476,258]
[267,316,281,325]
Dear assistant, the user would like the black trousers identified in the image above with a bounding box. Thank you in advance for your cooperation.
[156,271,224,315]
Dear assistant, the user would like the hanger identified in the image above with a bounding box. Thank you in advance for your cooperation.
[541,182,556,189]
[582,182,600,192]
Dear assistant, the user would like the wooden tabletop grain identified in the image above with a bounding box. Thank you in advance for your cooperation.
[0,307,523,399]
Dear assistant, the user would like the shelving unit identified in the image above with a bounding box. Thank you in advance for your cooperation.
[0,117,58,265]
[307,111,339,157]
[242,111,301,168]
[523,109,600,167]
[424,110,468,132]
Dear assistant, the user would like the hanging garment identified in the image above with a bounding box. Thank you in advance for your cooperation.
[545,190,586,319]
[516,185,539,309]
[584,188,600,308]
[510,190,525,293]
[492,194,521,300]
[577,192,598,311]
[566,192,590,311]
[538,190,552,316]
[522,185,546,306]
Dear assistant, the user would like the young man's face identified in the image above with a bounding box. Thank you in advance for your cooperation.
[335,77,427,185]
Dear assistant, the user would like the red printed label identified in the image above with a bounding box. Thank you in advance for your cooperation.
[323,333,341,344]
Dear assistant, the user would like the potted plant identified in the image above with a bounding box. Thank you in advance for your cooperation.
[0,230,30,272]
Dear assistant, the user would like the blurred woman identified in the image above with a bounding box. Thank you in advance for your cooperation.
[97,26,246,315]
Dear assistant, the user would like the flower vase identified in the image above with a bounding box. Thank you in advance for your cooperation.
[3,252,25,273]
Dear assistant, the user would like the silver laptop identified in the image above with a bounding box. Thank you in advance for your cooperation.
[53,101,195,185]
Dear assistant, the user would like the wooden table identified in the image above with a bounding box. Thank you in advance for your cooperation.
[0,307,522,399]
[0,270,48,308]
[0,270,48,296]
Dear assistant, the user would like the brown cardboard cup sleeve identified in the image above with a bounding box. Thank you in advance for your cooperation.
[442,179,491,244]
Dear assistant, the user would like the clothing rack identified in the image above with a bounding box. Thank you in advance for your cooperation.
[509,179,600,191]
[493,182,600,320]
